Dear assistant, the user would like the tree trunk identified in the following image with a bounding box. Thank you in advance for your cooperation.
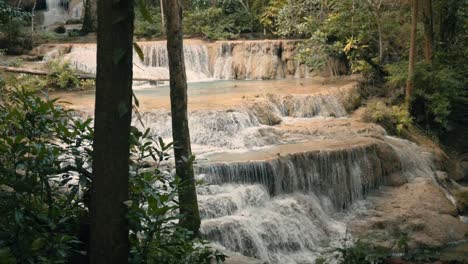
[406,0,418,105]
[90,0,134,261]
[422,0,433,64]
[160,0,165,34]
[81,0,97,34]
[377,20,383,62]
[164,0,201,236]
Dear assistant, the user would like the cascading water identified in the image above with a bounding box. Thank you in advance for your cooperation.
[42,0,68,26]
[62,42,212,82]
[124,89,437,263]
[52,40,312,82]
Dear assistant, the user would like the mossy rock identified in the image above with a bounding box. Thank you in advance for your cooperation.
[456,190,468,214]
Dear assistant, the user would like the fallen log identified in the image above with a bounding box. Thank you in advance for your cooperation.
[0,66,170,82]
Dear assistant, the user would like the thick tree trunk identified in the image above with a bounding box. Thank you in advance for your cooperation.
[90,0,134,261]
[406,0,418,105]
[81,0,97,33]
[164,0,201,236]
[422,0,434,64]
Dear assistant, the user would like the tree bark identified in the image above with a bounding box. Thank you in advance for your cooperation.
[406,0,418,105]
[160,0,165,34]
[422,0,434,64]
[90,0,134,261]
[81,0,97,34]
[164,0,201,236]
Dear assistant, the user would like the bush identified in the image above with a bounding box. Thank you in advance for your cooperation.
[0,88,224,263]
[364,100,412,135]
[46,60,81,90]
[134,6,164,38]
[0,2,32,54]
[411,63,466,136]
[385,59,467,140]
[0,89,93,263]
[185,8,239,40]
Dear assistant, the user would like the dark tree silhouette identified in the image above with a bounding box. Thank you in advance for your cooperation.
[164,0,201,235]
[81,0,97,34]
[89,0,134,262]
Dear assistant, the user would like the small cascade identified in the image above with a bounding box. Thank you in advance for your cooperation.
[213,43,234,79]
[137,109,261,149]
[62,42,212,82]
[212,40,309,80]
[140,42,211,81]
[51,40,313,81]
[69,80,441,263]
[197,142,393,209]
[256,94,348,118]
[200,193,343,263]
[43,0,68,26]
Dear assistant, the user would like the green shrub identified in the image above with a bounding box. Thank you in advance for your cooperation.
[184,8,240,40]
[364,100,412,135]
[411,63,466,135]
[0,88,223,263]
[0,89,93,263]
[134,6,164,38]
[46,59,80,90]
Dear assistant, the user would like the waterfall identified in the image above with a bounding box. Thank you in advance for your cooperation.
[140,42,212,81]
[70,81,439,263]
[213,43,234,79]
[62,42,212,82]
[52,40,313,81]
[133,96,436,263]
[43,0,68,26]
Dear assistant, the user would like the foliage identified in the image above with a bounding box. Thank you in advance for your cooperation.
[46,60,81,90]
[364,100,412,135]
[0,89,93,263]
[127,127,226,263]
[334,240,389,264]
[184,8,240,40]
[0,88,223,263]
[0,0,32,54]
[411,62,466,135]
[385,57,467,138]
[134,5,164,38]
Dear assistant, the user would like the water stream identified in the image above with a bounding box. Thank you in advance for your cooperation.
[56,40,442,263]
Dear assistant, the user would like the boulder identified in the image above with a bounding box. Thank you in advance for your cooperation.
[455,190,468,214]
[350,178,468,250]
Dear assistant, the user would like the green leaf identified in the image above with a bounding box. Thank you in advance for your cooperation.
[0,248,15,264]
[137,0,154,23]
[133,42,144,62]
[132,91,140,107]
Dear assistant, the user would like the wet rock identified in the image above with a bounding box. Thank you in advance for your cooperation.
[455,190,468,214]
[350,178,468,250]
[53,25,67,34]
[30,44,72,59]
[447,154,468,181]
[375,143,402,176]
[386,173,408,187]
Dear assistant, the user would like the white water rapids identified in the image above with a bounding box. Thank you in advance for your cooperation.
[59,40,440,263]
[125,90,435,263]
